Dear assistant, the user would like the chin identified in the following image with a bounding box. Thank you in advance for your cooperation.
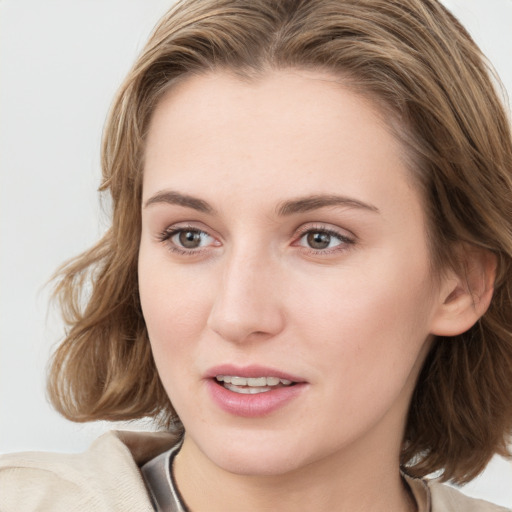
[192,429,318,477]
[214,451,305,477]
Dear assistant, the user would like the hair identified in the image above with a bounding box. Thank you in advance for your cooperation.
[48,0,512,484]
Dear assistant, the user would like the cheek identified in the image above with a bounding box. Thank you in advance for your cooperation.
[289,285,432,436]
[289,250,435,382]
[138,250,211,366]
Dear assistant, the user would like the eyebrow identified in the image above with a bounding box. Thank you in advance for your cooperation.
[144,190,214,213]
[276,194,380,216]
[143,190,379,216]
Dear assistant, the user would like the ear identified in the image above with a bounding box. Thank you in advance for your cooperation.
[430,246,497,337]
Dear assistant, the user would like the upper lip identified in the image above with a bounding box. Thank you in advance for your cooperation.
[205,364,306,383]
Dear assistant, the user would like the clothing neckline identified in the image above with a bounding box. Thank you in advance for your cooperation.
[141,441,187,512]
[142,442,430,512]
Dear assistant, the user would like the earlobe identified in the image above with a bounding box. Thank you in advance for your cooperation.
[430,247,497,337]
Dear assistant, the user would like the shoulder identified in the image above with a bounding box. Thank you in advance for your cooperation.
[0,430,178,512]
[428,480,511,512]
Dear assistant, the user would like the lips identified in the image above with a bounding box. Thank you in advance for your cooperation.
[205,365,303,382]
[205,365,307,417]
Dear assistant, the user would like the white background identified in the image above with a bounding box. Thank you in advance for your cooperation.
[1,0,511,507]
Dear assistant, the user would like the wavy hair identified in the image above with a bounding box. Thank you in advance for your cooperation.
[48,0,512,483]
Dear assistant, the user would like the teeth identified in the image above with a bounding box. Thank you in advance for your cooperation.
[224,383,272,394]
[248,377,267,386]
[215,375,294,387]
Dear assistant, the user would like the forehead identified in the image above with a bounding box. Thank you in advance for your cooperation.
[146,69,394,151]
[142,69,416,214]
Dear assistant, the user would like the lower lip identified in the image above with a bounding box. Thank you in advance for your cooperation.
[206,379,307,418]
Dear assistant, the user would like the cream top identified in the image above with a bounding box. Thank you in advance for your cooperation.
[0,430,509,511]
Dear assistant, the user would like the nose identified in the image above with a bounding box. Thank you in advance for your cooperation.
[207,247,286,344]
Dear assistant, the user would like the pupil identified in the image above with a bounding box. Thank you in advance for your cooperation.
[179,230,201,248]
[307,232,330,249]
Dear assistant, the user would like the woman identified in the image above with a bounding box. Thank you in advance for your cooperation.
[1,0,511,510]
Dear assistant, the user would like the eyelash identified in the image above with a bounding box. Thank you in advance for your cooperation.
[157,225,215,256]
[157,224,355,256]
[293,224,355,255]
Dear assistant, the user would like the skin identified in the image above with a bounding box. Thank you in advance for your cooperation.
[138,69,482,512]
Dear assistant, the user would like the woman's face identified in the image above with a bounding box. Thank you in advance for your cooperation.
[139,69,446,476]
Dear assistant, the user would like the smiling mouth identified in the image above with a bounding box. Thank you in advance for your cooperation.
[215,375,295,394]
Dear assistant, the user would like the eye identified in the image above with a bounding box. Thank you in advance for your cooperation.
[158,226,218,254]
[172,229,213,249]
[295,226,354,253]
[303,231,339,250]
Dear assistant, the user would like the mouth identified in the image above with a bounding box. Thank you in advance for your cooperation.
[215,375,295,395]
[206,366,306,416]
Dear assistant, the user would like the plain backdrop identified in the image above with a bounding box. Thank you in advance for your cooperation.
[1,0,511,507]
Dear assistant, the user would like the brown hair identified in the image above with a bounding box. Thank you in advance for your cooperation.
[48,0,512,483]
